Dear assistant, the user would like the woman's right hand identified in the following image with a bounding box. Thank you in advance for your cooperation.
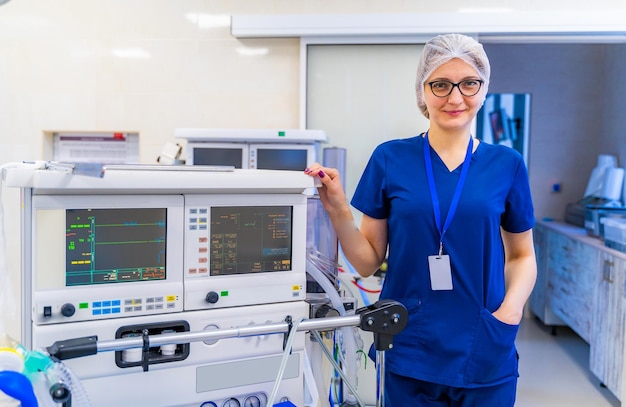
[304,163,350,219]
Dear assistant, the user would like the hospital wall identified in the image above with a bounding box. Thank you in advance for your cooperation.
[1,0,626,341]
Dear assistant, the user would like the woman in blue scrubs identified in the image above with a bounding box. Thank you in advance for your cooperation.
[305,33,537,406]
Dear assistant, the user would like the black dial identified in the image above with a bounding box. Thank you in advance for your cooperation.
[61,303,76,317]
[205,291,219,304]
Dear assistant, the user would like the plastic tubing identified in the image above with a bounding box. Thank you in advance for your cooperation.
[306,259,359,404]
[46,361,93,407]
[266,317,306,407]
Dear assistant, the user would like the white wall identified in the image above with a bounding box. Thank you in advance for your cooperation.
[485,43,621,219]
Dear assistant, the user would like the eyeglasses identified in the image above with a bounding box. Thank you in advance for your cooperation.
[427,79,484,98]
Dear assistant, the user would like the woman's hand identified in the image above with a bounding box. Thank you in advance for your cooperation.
[492,305,523,326]
[304,163,388,278]
[304,163,350,219]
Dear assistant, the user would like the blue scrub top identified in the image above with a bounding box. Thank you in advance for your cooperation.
[352,135,534,388]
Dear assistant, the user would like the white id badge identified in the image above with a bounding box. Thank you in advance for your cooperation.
[428,255,453,290]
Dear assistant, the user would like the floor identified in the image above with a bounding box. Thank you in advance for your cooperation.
[516,316,620,407]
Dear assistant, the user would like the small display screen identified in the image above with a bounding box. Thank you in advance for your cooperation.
[194,148,243,168]
[210,206,293,275]
[256,149,307,171]
[65,208,167,286]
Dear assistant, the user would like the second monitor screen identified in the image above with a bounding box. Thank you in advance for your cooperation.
[210,206,293,275]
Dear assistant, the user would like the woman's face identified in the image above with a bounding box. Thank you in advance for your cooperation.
[423,58,485,132]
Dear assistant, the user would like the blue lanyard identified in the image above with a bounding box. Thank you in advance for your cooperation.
[423,132,473,255]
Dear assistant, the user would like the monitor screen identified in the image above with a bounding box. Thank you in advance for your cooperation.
[65,208,167,286]
[193,147,243,168]
[209,206,293,276]
[256,149,308,171]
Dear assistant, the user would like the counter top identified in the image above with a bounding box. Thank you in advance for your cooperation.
[538,220,626,260]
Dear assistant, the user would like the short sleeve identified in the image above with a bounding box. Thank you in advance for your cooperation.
[501,158,535,233]
[350,145,389,220]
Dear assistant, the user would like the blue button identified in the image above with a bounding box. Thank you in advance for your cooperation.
[93,302,102,308]
[112,307,121,313]
[112,300,121,306]
[102,301,111,307]
[93,309,102,315]
[102,308,111,314]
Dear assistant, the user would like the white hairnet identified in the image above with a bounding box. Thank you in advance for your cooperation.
[415,33,490,118]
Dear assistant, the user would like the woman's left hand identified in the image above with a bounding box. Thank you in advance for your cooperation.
[492,305,523,326]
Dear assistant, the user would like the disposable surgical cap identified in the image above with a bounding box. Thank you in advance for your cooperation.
[416,33,490,118]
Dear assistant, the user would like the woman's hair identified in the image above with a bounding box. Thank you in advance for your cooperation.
[415,33,491,118]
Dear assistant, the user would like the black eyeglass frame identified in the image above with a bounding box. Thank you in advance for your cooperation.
[427,79,484,98]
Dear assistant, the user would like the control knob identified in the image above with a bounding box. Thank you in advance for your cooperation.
[205,291,219,304]
[61,303,76,317]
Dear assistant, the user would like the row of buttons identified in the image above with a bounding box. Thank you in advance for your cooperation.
[92,299,122,315]
[189,208,208,231]
[93,307,121,315]
[93,297,168,315]
[189,215,210,274]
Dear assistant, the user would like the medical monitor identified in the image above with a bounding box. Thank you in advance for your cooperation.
[209,205,293,276]
[190,142,248,168]
[187,141,316,171]
[250,144,312,171]
[65,208,167,286]
[183,194,307,310]
[31,195,184,324]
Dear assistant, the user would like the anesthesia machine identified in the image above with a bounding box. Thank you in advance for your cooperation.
[0,163,407,407]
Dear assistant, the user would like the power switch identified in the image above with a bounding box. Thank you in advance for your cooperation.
[43,306,52,317]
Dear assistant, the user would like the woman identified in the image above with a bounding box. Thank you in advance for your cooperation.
[305,33,537,406]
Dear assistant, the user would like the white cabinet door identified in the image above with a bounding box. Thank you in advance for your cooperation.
[547,232,597,343]
[590,252,625,400]
[529,224,565,326]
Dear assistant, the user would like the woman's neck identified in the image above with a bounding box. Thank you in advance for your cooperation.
[426,127,476,172]
[426,126,472,152]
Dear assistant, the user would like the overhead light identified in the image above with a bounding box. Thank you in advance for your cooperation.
[112,48,151,59]
[185,13,231,29]
[236,47,268,56]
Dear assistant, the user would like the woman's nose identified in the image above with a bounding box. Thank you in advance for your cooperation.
[447,86,464,103]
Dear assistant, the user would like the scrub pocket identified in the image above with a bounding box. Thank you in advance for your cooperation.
[465,308,519,384]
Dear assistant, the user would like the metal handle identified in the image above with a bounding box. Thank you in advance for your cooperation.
[603,259,614,283]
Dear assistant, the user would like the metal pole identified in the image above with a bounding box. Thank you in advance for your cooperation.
[376,350,385,407]
[96,314,362,353]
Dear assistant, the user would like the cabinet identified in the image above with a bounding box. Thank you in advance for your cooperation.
[529,224,566,327]
[534,221,626,401]
[546,232,597,343]
[590,253,625,399]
